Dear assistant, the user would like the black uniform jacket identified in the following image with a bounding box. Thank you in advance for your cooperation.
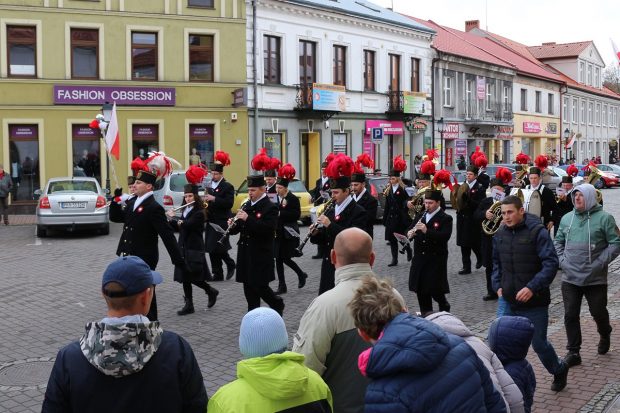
[408,208,453,294]
[456,180,485,248]
[383,184,411,242]
[311,177,331,206]
[474,196,496,268]
[354,189,378,238]
[276,191,301,258]
[229,195,278,286]
[310,199,367,251]
[170,206,209,283]
[204,178,234,253]
[477,171,490,191]
[109,194,183,270]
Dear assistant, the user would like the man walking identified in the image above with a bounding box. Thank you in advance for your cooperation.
[310,161,331,259]
[351,170,377,238]
[0,164,13,225]
[492,195,569,391]
[456,165,485,274]
[554,183,620,367]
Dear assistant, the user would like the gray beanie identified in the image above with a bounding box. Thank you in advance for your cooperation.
[239,307,288,358]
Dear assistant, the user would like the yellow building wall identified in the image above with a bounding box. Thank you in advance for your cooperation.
[513,113,560,157]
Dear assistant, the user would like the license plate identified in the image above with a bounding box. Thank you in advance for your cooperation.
[61,202,86,209]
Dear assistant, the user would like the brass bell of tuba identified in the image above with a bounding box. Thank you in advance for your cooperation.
[408,186,429,219]
[584,164,604,204]
[482,201,503,235]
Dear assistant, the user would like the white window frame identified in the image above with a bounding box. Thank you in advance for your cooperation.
[588,102,593,125]
[572,98,578,124]
[443,76,453,107]
[183,27,220,82]
[535,91,541,113]
[520,88,527,112]
[580,101,586,124]
[548,93,554,115]
[595,67,600,88]
[485,83,493,111]
[126,25,164,81]
[602,105,607,126]
[0,18,43,78]
[465,79,473,117]
[503,85,509,112]
[595,103,601,126]
[587,64,593,86]
[578,61,585,83]
[562,97,568,121]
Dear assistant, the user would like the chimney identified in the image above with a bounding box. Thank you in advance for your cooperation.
[465,20,480,32]
[542,42,556,46]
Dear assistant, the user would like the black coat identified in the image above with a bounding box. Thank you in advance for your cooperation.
[109,195,183,270]
[170,206,211,283]
[276,191,301,258]
[408,208,453,294]
[477,171,490,191]
[230,195,278,286]
[311,177,331,206]
[474,197,495,268]
[383,184,411,242]
[527,184,556,226]
[204,179,234,253]
[354,189,378,238]
[456,181,485,248]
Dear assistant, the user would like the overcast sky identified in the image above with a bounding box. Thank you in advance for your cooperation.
[370,0,620,71]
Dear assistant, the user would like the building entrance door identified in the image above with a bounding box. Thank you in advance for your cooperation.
[301,132,320,190]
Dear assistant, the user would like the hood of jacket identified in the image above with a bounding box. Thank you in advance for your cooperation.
[79,321,163,378]
[571,183,599,213]
[425,311,473,339]
[487,316,534,363]
[236,351,311,400]
[363,313,452,378]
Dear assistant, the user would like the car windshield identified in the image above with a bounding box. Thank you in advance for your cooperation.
[48,181,98,193]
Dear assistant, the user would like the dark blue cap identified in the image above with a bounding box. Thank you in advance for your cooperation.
[102,256,162,297]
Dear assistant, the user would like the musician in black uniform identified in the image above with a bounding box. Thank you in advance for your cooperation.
[265,169,277,194]
[526,167,557,232]
[310,162,331,259]
[204,162,236,281]
[456,165,485,274]
[351,171,377,238]
[553,176,574,236]
[109,170,185,321]
[407,189,453,315]
[310,174,367,294]
[383,166,412,267]
[229,174,284,314]
[475,155,490,191]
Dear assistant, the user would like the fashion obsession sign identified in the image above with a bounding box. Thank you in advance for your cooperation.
[53,85,176,106]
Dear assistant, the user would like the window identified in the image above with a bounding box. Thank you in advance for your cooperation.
[264,133,283,160]
[9,124,40,201]
[389,54,400,92]
[535,91,541,113]
[263,35,281,84]
[332,132,349,155]
[411,57,420,92]
[578,61,585,83]
[443,76,453,107]
[72,124,101,181]
[503,85,509,112]
[485,83,493,111]
[189,124,214,165]
[465,79,473,117]
[131,32,157,80]
[7,25,36,77]
[580,100,586,124]
[587,64,593,86]
[588,102,593,125]
[602,105,607,126]
[189,34,214,81]
[188,0,214,6]
[70,28,98,79]
[563,97,568,121]
[572,98,578,124]
[333,45,346,86]
[596,103,601,125]
[595,67,601,88]
[548,93,554,115]
[132,125,159,159]
[363,50,375,91]
[520,88,527,111]
[299,40,316,84]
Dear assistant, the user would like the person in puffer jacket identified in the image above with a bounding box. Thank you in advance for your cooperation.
[349,276,506,413]
[488,316,536,413]
[554,183,620,367]
[427,312,524,413]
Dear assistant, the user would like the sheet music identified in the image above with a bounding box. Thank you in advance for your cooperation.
[393,232,411,246]
[209,223,226,233]
[284,226,300,238]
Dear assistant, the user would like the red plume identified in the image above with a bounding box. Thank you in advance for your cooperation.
[251,148,270,172]
[474,154,488,168]
[515,152,530,165]
[534,155,548,170]
[130,157,147,175]
[566,164,579,177]
[324,153,335,165]
[393,155,407,173]
[268,157,282,171]
[582,161,597,172]
[433,169,453,190]
[89,119,100,129]
[496,167,512,185]
[356,153,374,169]
[144,152,181,178]
[471,146,484,162]
[214,151,231,166]
[278,163,296,180]
[325,154,355,178]
[426,149,437,161]
[186,164,208,185]
[420,160,435,175]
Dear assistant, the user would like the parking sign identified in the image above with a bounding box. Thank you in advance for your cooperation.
[371,127,383,143]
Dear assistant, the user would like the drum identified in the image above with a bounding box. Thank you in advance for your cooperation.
[509,188,542,217]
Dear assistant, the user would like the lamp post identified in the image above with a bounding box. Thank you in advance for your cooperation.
[563,128,570,164]
[101,101,113,194]
[437,117,445,168]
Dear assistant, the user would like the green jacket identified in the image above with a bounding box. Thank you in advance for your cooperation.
[554,184,620,286]
[207,351,332,413]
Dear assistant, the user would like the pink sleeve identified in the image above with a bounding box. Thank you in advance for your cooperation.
[357,347,372,377]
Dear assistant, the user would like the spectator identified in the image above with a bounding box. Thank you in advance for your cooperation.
[0,163,12,225]
[554,183,620,367]
[208,308,332,412]
[293,228,404,413]
[488,316,536,413]
[457,155,467,170]
[42,256,208,412]
[349,276,506,413]
[427,312,525,413]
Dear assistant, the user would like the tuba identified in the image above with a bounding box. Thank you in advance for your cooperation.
[408,186,429,219]
[584,165,604,204]
[451,182,469,212]
[482,201,503,235]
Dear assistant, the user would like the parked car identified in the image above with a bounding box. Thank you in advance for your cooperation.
[153,170,206,216]
[366,174,389,220]
[34,177,109,237]
[558,164,615,188]
[594,164,620,186]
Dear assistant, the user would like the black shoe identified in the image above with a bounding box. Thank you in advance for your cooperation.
[388,260,398,267]
[177,298,195,316]
[406,247,413,262]
[311,254,322,259]
[564,352,581,367]
[475,261,483,269]
[275,284,288,295]
[482,293,498,301]
[273,298,285,316]
[226,264,235,280]
[207,289,219,308]
[551,362,568,392]
[598,333,611,355]
[458,268,472,275]
[298,273,308,289]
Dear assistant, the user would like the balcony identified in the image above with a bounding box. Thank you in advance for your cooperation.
[295,83,313,110]
[386,90,404,113]
[461,98,513,123]
[295,83,345,119]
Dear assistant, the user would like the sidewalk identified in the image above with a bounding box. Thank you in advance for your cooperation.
[2,215,36,226]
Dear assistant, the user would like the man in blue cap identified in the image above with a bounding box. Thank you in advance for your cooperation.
[42,256,207,412]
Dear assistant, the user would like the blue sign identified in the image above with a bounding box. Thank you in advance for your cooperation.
[312,83,346,112]
[371,127,383,143]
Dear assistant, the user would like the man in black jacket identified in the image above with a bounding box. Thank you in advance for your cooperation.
[383,169,412,267]
[310,162,331,259]
[204,162,236,281]
[109,170,184,321]
[552,176,573,236]
[456,166,485,274]
[526,167,557,232]
[351,172,377,238]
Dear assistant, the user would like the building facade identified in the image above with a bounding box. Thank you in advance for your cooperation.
[0,0,248,209]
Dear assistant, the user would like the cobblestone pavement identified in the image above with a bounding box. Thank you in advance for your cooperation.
[1,188,619,412]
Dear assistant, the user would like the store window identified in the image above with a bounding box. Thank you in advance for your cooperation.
[189,34,214,81]
[132,124,158,159]
[263,132,283,160]
[71,28,99,79]
[72,124,101,181]
[7,25,37,77]
[131,32,157,80]
[189,124,214,166]
[9,124,40,201]
[332,132,349,155]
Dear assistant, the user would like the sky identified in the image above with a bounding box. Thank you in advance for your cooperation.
[369,0,620,71]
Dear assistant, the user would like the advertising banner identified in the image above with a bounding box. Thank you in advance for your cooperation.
[9,125,38,139]
[523,122,542,133]
[365,120,404,135]
[455,139,468,156]
[442,123,460,140]
[132,125,158,139]
[403,91,427,114]
[476,76,486,100]
[72,124,98,138]
[54,85,176,106]
[312,83,346,111]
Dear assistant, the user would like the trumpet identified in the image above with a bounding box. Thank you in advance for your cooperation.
[218,199,251,245]
[296,197,335,254]
[482,201,503,235]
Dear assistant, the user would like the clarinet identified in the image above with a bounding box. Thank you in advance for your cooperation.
[296,198,335,254]
[218,199,251,245]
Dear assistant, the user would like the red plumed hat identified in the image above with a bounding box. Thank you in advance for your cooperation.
[420,160,436,176]
[325,154,355,179]
[130,156,147,175]
[268,157,282,171]
[433,169,453,190]
[251,148,271,172]
[566,164,579,177]
[277,163,296,180]
[425,149,437,161]
[186,164,208,185]
[356,153,374,170]
[324,153,335,164]
[471,146,485,162]
[534,155,549,170]
[144,151,181,179]
[393,155,407,173]
[496,167,513,185]
[214,150,231,166]
[474,154,488,168]
[515,152,530,165]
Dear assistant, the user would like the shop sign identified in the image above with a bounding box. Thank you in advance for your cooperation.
[189,125,213,138]
[523,121,542,133]
[9,125,38,139]
[545,122,557,134]
[403,92,426,114]
[446,147,454,167]
[232,88,247,107]
[72,124,98,138]
[476,77,486,100]
[312,83,346,112]
[496,125,513,140]
[406,117,428,132]
[455,139,467,156]
[132,125,158,138]
[441,123,460,140]
[54,85,176,106]
[467,126,496,139]
[365,120,404,135]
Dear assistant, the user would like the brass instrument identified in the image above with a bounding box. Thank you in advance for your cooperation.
[584,164,604,204]
[514,165,529,188]
[218,199,250,245]
[408,186,429,219]
[482,201,503,235]
[451,182,469,212]
[296,197,335,254]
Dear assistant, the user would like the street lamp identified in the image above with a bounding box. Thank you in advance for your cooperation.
[437,117,445,168]
[101,101,113,194]
[563,128,570,163]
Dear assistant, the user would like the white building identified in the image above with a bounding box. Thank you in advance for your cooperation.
[246,0,434,186]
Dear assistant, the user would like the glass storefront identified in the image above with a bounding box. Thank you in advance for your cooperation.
[9,124,40,202]
[189,124,214,166]
[132,124,158,159]
[72,124,101,181]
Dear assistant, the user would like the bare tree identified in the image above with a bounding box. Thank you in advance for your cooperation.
[603,65,620,94]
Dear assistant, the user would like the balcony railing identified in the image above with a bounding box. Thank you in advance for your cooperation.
[295,83,313,110]
[386,90,404,113]
[461,98,513,122]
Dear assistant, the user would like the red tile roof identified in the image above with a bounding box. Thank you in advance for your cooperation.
[528,41,592,60]
[553,68,620,100]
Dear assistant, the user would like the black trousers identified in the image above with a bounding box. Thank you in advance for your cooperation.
[460,245,481,270]
[318,256,336,295]
[146,288,158,321]
[182,279,214,300]
[485,265,494,295]
[0,197,8,220]
[416,292,450,315]
[276,256,304,286]
[209,252,235,278]
[243,283,283,314]
[562,282,612,353]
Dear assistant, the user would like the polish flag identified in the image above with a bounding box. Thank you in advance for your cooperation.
[612,39,620,66]
[104,102,120,160]
[565,133,576,149]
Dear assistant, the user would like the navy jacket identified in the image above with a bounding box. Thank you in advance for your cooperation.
[360,313,506,413]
